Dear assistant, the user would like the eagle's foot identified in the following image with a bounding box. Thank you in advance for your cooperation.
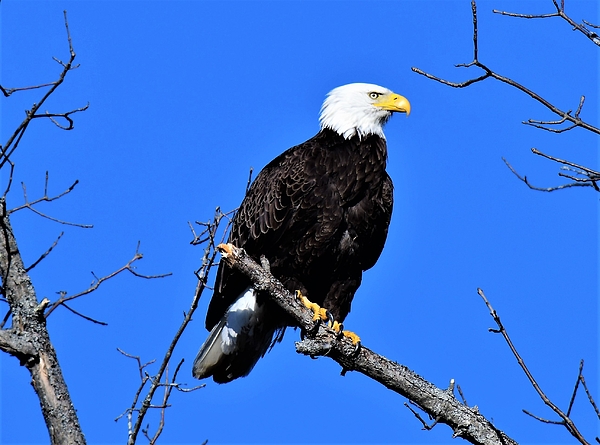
[331,320,361,345]
[331,320,362,355]
[296,290,329,322]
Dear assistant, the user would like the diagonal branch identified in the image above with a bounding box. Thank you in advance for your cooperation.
[502,152,600,192]
[477,289,590,444]
[217,243,518,445]
[45,246,171,318]
[411,1,600,136]
[0,197,86,444]
[25,232,64,273]
[0,11,86,171]
[493,0,600,47]
[125,207,229,445]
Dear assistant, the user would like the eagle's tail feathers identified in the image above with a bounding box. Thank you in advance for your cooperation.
[192,287,274,384]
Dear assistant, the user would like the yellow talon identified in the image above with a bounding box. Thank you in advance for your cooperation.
[295,291,361,346]
[330,318,361,345]
[296,290,328,321]
[342,330,361,345]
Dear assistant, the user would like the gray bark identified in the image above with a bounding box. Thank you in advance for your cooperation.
[218,243,518,445]
[0,198,86,445]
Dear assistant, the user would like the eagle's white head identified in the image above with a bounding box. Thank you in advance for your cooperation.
[319,83,410,140]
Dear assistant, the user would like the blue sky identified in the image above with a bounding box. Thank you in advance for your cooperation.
[1,1,598,444]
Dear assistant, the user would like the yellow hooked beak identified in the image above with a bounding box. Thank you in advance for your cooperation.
[375,93,411,116]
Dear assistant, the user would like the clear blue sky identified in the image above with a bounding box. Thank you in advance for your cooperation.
[1,1,598,444]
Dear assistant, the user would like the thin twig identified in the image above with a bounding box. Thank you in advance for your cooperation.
[0,308,11,330]
[117,348,156,381]
[412,1,600,135]
[493,0,600,47]
[457,384,469,406]
[246,167,254,194]
[522,409,563,424]
[31,103,90,130]
[566,360,584,416]
[25,232,64,272]
[126,208,232,445]
[404,401,438,430]
[1,11,86,170]
[60,302,107,326]
[45,250,171,317]
[477,288,589,443]
[9,175,93,226]
[1,82,58,97]
[10,174,80,213]
[502,148,600,192]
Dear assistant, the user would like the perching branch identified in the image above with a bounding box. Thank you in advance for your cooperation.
[217,243,518,445]
[477,289,592,444]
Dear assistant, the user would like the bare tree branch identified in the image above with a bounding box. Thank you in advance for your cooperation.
[60,302,108,326]
[411,1,600,136]
[31,103,90,130]
[217,243,518,445]
[0,197,86,445]
[8,173,93,227]
[45,246,171,318]
[502,155,599,192]
[493,0,600,47]
[413,0,599,195]
[0,11,87,171]
[26,231,64,272]
[477,288,590,444]
[124,207,229,445]
[503,148,600,192]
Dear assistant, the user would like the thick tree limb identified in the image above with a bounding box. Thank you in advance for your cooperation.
[0,198,86,445]
[217,243,518,445]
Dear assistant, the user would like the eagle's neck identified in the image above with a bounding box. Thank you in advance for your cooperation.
[316,129,388,173]
[319,103,391,141]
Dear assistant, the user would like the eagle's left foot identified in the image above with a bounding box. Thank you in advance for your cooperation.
[331,320,362,354]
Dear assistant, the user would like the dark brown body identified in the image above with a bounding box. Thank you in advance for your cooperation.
[202,128,393,382]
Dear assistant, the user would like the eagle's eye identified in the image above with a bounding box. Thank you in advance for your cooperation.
[369,92,380,100]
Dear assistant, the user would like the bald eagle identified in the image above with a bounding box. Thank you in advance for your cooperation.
[192,83,410,383]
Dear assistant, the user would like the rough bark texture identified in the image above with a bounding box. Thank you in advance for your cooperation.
[0,198,86,445]
[217,243,518,445]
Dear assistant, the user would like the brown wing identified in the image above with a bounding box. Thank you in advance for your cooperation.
[205,130,392,330]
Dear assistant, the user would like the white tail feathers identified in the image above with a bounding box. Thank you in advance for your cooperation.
[192,287,273,383]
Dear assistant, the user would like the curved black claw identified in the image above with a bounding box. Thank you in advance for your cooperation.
[307,318,322,336]
[351,340,362,357]
[325,310,335,326]
[335,323,345,340]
